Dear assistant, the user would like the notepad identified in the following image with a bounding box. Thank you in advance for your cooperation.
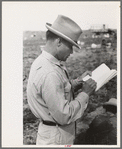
[83,63,117,91]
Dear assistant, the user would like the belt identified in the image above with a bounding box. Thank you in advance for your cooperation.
[43,121,61,126]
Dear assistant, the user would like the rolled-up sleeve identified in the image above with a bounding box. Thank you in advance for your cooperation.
[42,72,89,125]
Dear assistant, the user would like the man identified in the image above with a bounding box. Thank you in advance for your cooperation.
[27,15,96,145]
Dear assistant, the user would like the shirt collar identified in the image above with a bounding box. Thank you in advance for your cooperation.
[41,50,61,67]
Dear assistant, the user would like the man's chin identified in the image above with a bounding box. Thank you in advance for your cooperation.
[60,55,70,61]
[64,56,69,61]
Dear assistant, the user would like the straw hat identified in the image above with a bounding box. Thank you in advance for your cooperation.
[46,15,82,49]
[104,98,117,106]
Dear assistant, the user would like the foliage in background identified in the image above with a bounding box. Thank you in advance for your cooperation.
[23,30,117,145]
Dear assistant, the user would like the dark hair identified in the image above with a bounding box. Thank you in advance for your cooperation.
[46,30,59,41]
[46,30,72,48]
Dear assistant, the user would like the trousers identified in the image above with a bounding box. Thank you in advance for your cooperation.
[36,122,75,145]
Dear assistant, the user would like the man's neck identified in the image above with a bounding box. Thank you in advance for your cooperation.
[44,41,59,60]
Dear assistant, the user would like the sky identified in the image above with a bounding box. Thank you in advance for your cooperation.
[2,1,120,31]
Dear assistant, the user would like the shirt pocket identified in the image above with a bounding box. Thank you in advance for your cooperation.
[64,81,71,101]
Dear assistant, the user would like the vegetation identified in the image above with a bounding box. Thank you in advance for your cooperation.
[23,30,117,145]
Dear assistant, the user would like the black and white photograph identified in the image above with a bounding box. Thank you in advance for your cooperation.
[2,1,120,147]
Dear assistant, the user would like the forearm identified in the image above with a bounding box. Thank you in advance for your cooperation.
[47,91,89,125]
[66,92,89,123]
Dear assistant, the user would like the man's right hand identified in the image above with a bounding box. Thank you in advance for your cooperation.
[82,78,97,95]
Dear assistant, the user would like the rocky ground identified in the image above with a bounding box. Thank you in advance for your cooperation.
[23,31,117,145]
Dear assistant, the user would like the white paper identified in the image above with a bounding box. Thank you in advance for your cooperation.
[83,63,117,91]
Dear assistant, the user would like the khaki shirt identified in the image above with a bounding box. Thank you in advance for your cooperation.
[27,50,89,125]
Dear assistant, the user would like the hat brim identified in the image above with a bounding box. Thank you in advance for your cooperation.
[46,23,81,49]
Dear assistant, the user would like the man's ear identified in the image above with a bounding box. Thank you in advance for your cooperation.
[56,38,62,47]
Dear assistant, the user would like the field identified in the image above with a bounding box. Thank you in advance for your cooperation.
[23,30,117,145]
